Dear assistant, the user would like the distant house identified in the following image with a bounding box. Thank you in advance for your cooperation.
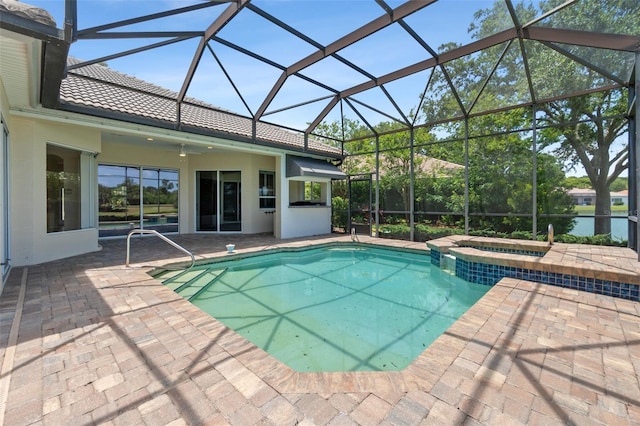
[346,153,463,178]
[611,190,628,206]
[568,188,628,206]
[568,188,596,206]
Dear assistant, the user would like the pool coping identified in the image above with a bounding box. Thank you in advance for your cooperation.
[427,235,640,288]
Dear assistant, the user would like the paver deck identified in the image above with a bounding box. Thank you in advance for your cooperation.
[1,233,640,425]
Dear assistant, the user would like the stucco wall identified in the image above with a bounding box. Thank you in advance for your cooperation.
[6,113,333,265]
[276,155,333,239]
[281,205,332,238]
[187,151,276,234]
[10,116,101,266]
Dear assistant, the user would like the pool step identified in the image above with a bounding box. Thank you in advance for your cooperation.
[185,269,229,301]
[162,269,210,291]
[176,269,227,300]
[151,269,182,281]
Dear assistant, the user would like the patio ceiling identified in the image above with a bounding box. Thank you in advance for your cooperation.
[3,0,639,143]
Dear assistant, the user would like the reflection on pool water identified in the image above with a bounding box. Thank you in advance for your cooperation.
[157,245,489,372]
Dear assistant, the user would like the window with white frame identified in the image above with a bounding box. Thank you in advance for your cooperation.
[259,171,275,209]
[46,144,95,233]
[288,180,327,206]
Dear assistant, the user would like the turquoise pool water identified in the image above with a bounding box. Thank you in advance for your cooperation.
[158,245,489,372]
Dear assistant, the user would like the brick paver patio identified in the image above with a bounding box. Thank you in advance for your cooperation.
[1,234,639,425]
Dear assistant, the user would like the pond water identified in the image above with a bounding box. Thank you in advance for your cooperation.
[571,216,628,241]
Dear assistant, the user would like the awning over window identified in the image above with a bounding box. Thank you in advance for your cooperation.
[286,155,346,180]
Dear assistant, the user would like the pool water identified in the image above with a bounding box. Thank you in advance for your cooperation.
[157,245,489,372]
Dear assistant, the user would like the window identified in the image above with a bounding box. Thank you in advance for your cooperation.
[98,164,178,237]
[304,181,322,201]
[259,171,275,209]
[289,180,327,206]
[142,168,179,232]
[47,144,82,233]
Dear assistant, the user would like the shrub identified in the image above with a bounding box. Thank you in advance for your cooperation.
[554,233,627,247]
[378,224,410,240]
[378,223,464,241]
[508,231,534,240]
[415,224,464,241]
[331,196,348,230]
[376,223,627,248]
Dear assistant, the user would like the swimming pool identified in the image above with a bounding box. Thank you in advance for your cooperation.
[157,245,489,372]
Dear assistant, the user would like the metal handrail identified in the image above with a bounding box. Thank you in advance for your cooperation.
[126,229,195,269]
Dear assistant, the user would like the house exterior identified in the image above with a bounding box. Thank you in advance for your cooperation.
[0,2,344,281]
[568,188,628,207]
[568,188,597,206]
[611,190,628,206]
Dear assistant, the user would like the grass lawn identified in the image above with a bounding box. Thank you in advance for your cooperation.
[99,204,178,219]
[574,204,628,215]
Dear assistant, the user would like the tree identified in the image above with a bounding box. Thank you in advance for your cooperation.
[428,110,575,234]
[317,1,635,240]
[469,0,637,235]
[537,91,628,235]
[317,118,438,225]
[317,110,575,235]
[564,176,592,190]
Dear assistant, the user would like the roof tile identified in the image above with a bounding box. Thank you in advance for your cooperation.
[60,58,341,156]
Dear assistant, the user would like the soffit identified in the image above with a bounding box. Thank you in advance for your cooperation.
[0,29,39,108]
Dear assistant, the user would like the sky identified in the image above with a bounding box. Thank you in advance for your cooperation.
[25,0,484,130]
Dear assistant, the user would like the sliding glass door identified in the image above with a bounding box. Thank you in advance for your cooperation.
[221,171,241,231]
[98,164,178,237]
[197,170,241,232]
[196,171,217,231]
[142,169,179,233]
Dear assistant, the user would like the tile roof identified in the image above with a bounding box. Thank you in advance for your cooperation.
[60,58,342,156]
[345,152,463,177]
[0,0,56,26]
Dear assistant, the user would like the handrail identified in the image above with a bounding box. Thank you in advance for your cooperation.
[126,229,195,269]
